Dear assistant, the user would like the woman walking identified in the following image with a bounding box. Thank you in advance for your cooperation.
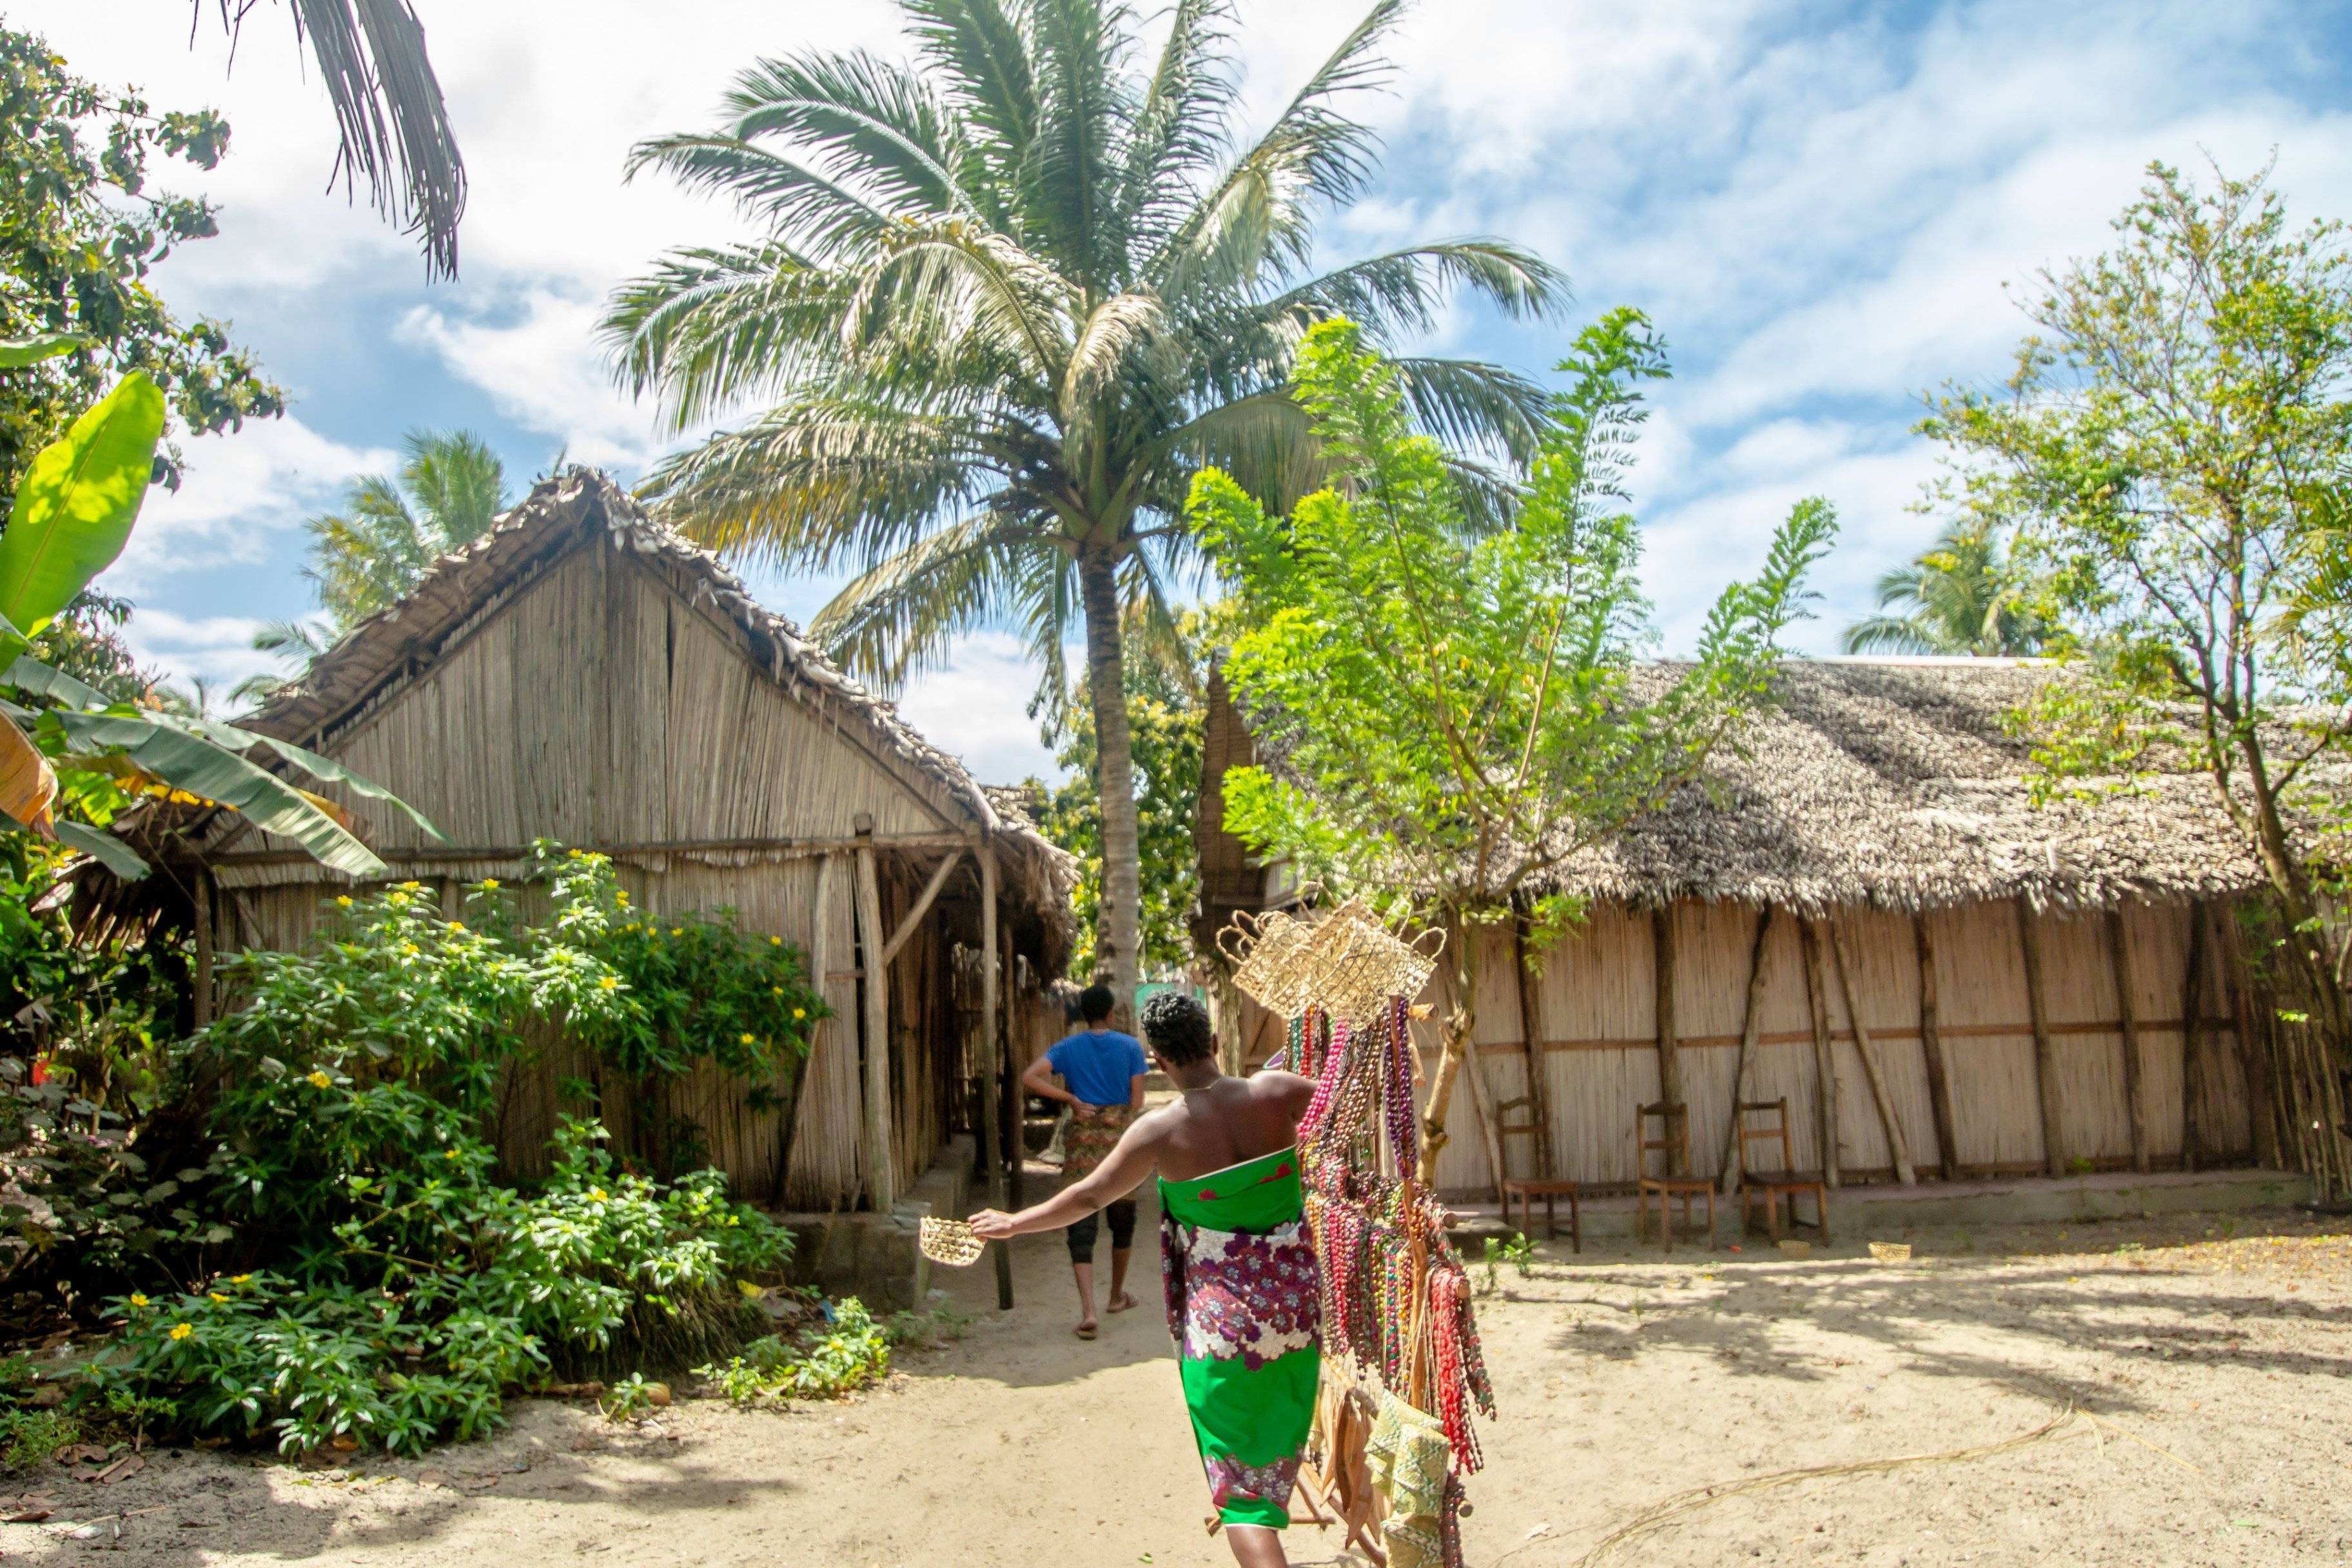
[973,992,1320,1568]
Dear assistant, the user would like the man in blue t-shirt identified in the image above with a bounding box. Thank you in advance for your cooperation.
[1021,984,1148,1338]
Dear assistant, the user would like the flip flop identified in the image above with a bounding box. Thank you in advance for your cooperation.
[1075,1322,1099,1340]
[1106,1291,1139,1313]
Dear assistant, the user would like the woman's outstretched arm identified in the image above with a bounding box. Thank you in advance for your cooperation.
[970,1112,1167,1239]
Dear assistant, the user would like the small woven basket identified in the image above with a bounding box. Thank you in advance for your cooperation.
[919,1216,986,1267]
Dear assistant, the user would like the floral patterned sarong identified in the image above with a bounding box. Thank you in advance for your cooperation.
[1063,1102,1137,1181]
[1159,1145,1322,1531]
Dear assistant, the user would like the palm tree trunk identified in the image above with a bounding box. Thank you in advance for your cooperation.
[1079,551,1142,1022]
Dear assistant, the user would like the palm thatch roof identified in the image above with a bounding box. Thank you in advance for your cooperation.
[213,469,1073,937]
[1204,656,2282,918]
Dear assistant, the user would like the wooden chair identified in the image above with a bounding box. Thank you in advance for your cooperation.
[1635,1102,1714,1251]
[1496,1092,1581,1253]
[1734,1098,1830,1243]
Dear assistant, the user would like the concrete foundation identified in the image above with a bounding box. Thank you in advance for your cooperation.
[1451,1166,2317,1246]
[771,1135,976,1311]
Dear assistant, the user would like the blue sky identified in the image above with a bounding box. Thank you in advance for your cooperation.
[19,0,2352,781]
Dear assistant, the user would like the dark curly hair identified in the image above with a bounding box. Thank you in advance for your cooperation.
[1140,990,1215,1066]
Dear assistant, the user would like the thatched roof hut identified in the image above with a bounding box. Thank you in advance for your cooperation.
[184,470,1073,1211]
[1199,658,2299,1203]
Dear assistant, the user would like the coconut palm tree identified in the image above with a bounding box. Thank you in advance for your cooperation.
[239,429,508,698]
[1840,523,2046,656]
[306,428,508,627]
[195,0,467,278]
[603,0,1568,1008]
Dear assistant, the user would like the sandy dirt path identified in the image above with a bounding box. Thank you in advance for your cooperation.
[5,1195,2349,1567]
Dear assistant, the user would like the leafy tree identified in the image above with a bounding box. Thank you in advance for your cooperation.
[1922,161,2352,1076]
[602,0,1567,1016]
[1024,605,1220,979]
[1839,522,2047,655]
[1197,314,1834,1178]
[0,26,284,502]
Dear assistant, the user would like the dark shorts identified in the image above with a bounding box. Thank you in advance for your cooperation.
[1067,1199,1137,1262]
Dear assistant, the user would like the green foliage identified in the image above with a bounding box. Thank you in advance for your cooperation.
[1918,160,2352,1045]
[1839,522,2050,656]
[309,430,511,629]
[89,1122,789,1456]
[1026,607,1218,977]
[603,0,1568,1004]
[201,846,825,1206]
[693,1297,890,1406]
[0,26,282,502]
[1195,314,1835,930]
[0,373,166,636]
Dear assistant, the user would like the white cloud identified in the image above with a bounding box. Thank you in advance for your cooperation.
[888,634,1058,786]
[122,608,280,696]
[106,417,395,593]
[398,289,661,467]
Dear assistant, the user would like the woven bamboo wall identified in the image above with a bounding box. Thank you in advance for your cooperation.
[1226,894,2258,1201]
[199,539,1042,1211]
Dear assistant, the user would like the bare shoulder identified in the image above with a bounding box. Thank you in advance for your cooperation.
[1129,1102,1186,1142]
[1251,1069,1317,1105]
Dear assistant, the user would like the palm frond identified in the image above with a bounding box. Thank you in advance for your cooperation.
[1264,240,1570,335]
[1839,614,1948,656]
[209,1,467,279]
[811,513,1069,690]
[603,245,860,428]
[401,428,508,547]
[1026,0,1133,282]
[623,134,897,258]
[903,0,1040,185]
[715,52,983,220]
[1119,0,1237,260]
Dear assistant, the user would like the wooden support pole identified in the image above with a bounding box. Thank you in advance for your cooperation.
[881,848,965,966]
[1828,919,1917,1185]
[192,870,215,1030]
[2015,898,2064,1179]
[854,838,897,1213]
[1798,918,1841,1188]
[1003,945,1025,1213]
[1718,905,1777,1196]
[2106,908,2150,1173]
[775,853,836,1204]
[1652,906,1684,1173]
[1458,1018,1511,1202]
[2182,905,2208,1173]
[1511,914,1556,1182]
[1913,914,1960,1181]
[977,844,1014,1310]
[2215,903,2283,1170]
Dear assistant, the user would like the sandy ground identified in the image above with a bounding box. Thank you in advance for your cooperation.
[5,1191,2349,1568]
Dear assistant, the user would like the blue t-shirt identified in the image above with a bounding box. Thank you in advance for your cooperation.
[1046,1028,1148,1108]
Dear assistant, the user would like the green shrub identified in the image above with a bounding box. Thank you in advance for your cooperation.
[72,845,820,1457]
[694,1298,890,1406]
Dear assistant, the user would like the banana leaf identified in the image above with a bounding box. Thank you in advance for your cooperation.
[54,819,148,881]
[52,710,387,878]
[0,715,57,833]
[0,373,168,634]
[0,333,88,369]
[246,732,444,840]
[3,652,110,711]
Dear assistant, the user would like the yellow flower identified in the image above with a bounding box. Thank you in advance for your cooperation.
[231,1275,251,1284]
[769,936,783,947]
[567,848,583,858]
[669,927,682,937]
[128,1293,149,1308]
[398,880,423,891]
[307,1071,333,1089]
[479,878,500,891]
[598,975,620,992]
[208,1293,228,1304]
[792,1008,807,1021]
[402,942,420,956]
[738,1032,756,1046]
[335,896,353,909]
[614,891,629,906]
[449,921,465,932]
[588,1188,607,1202]
[168,1323,192,1342]
[446,1149,460,1160]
